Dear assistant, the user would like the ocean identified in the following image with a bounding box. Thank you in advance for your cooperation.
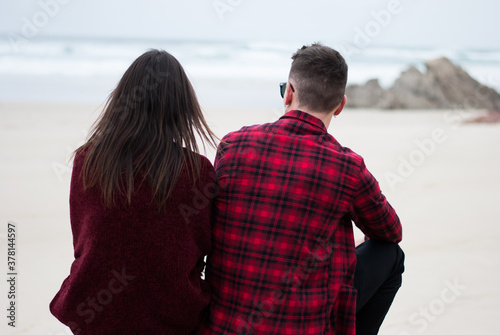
[1,36,499,109]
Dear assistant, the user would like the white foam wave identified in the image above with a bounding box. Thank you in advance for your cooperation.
[0,37,498,101]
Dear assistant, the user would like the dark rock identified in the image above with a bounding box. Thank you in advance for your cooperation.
[346,57,500,110]
[425,57,500,110]
[345,79,385,108]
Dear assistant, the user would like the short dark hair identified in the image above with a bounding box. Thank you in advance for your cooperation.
[289,43,348,113]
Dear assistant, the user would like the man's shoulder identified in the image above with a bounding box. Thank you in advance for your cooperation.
[324,135,365,166]
[327,137,360,158]
[221,122,365,159]
[221,122,272,142]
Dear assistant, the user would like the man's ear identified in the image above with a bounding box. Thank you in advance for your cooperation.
[284,83,294,106]
[334,95,347,117]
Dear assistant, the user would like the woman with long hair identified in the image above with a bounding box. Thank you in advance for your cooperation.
[50,49,218,334]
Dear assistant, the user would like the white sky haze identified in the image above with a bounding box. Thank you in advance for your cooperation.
[1,0,499,50]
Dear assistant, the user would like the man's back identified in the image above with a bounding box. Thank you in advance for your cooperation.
[201,110,402,335]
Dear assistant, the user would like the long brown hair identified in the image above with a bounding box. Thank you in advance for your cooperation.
[77,49,217,211]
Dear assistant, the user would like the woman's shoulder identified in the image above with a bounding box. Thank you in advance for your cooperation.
[182,149,215,174]
[199,153,214,168]
[72,146,91,167]
[197,154,216,179]
[66,148,87,181]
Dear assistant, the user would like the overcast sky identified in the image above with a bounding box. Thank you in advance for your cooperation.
[1,0,499,50]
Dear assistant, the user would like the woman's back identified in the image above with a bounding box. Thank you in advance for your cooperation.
[50,49,218,334]
[50,150,215,334]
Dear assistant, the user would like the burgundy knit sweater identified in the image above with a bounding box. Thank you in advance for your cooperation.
[50,151,215,334]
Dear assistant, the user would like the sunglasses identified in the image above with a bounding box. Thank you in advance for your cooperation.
[280,82,295,98]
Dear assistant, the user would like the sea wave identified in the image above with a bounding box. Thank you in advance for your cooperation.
[1,36,499,102]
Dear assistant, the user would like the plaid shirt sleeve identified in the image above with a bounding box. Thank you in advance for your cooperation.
[350,160,402,243]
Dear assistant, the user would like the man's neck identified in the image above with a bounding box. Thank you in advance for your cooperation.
[285,106,334,130]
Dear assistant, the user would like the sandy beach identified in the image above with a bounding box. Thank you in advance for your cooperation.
[1,101,499,335]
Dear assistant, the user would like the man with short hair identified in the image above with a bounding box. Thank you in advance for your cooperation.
[200,43,404,335]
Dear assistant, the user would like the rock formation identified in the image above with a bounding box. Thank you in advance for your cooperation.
[346,57,500,110]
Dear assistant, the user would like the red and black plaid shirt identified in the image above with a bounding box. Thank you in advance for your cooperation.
[200,110,402,335]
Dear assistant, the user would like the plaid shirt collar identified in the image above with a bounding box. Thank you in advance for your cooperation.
[279,110,328,134]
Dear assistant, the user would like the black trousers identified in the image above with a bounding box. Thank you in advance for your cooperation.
[354,240,405,335]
